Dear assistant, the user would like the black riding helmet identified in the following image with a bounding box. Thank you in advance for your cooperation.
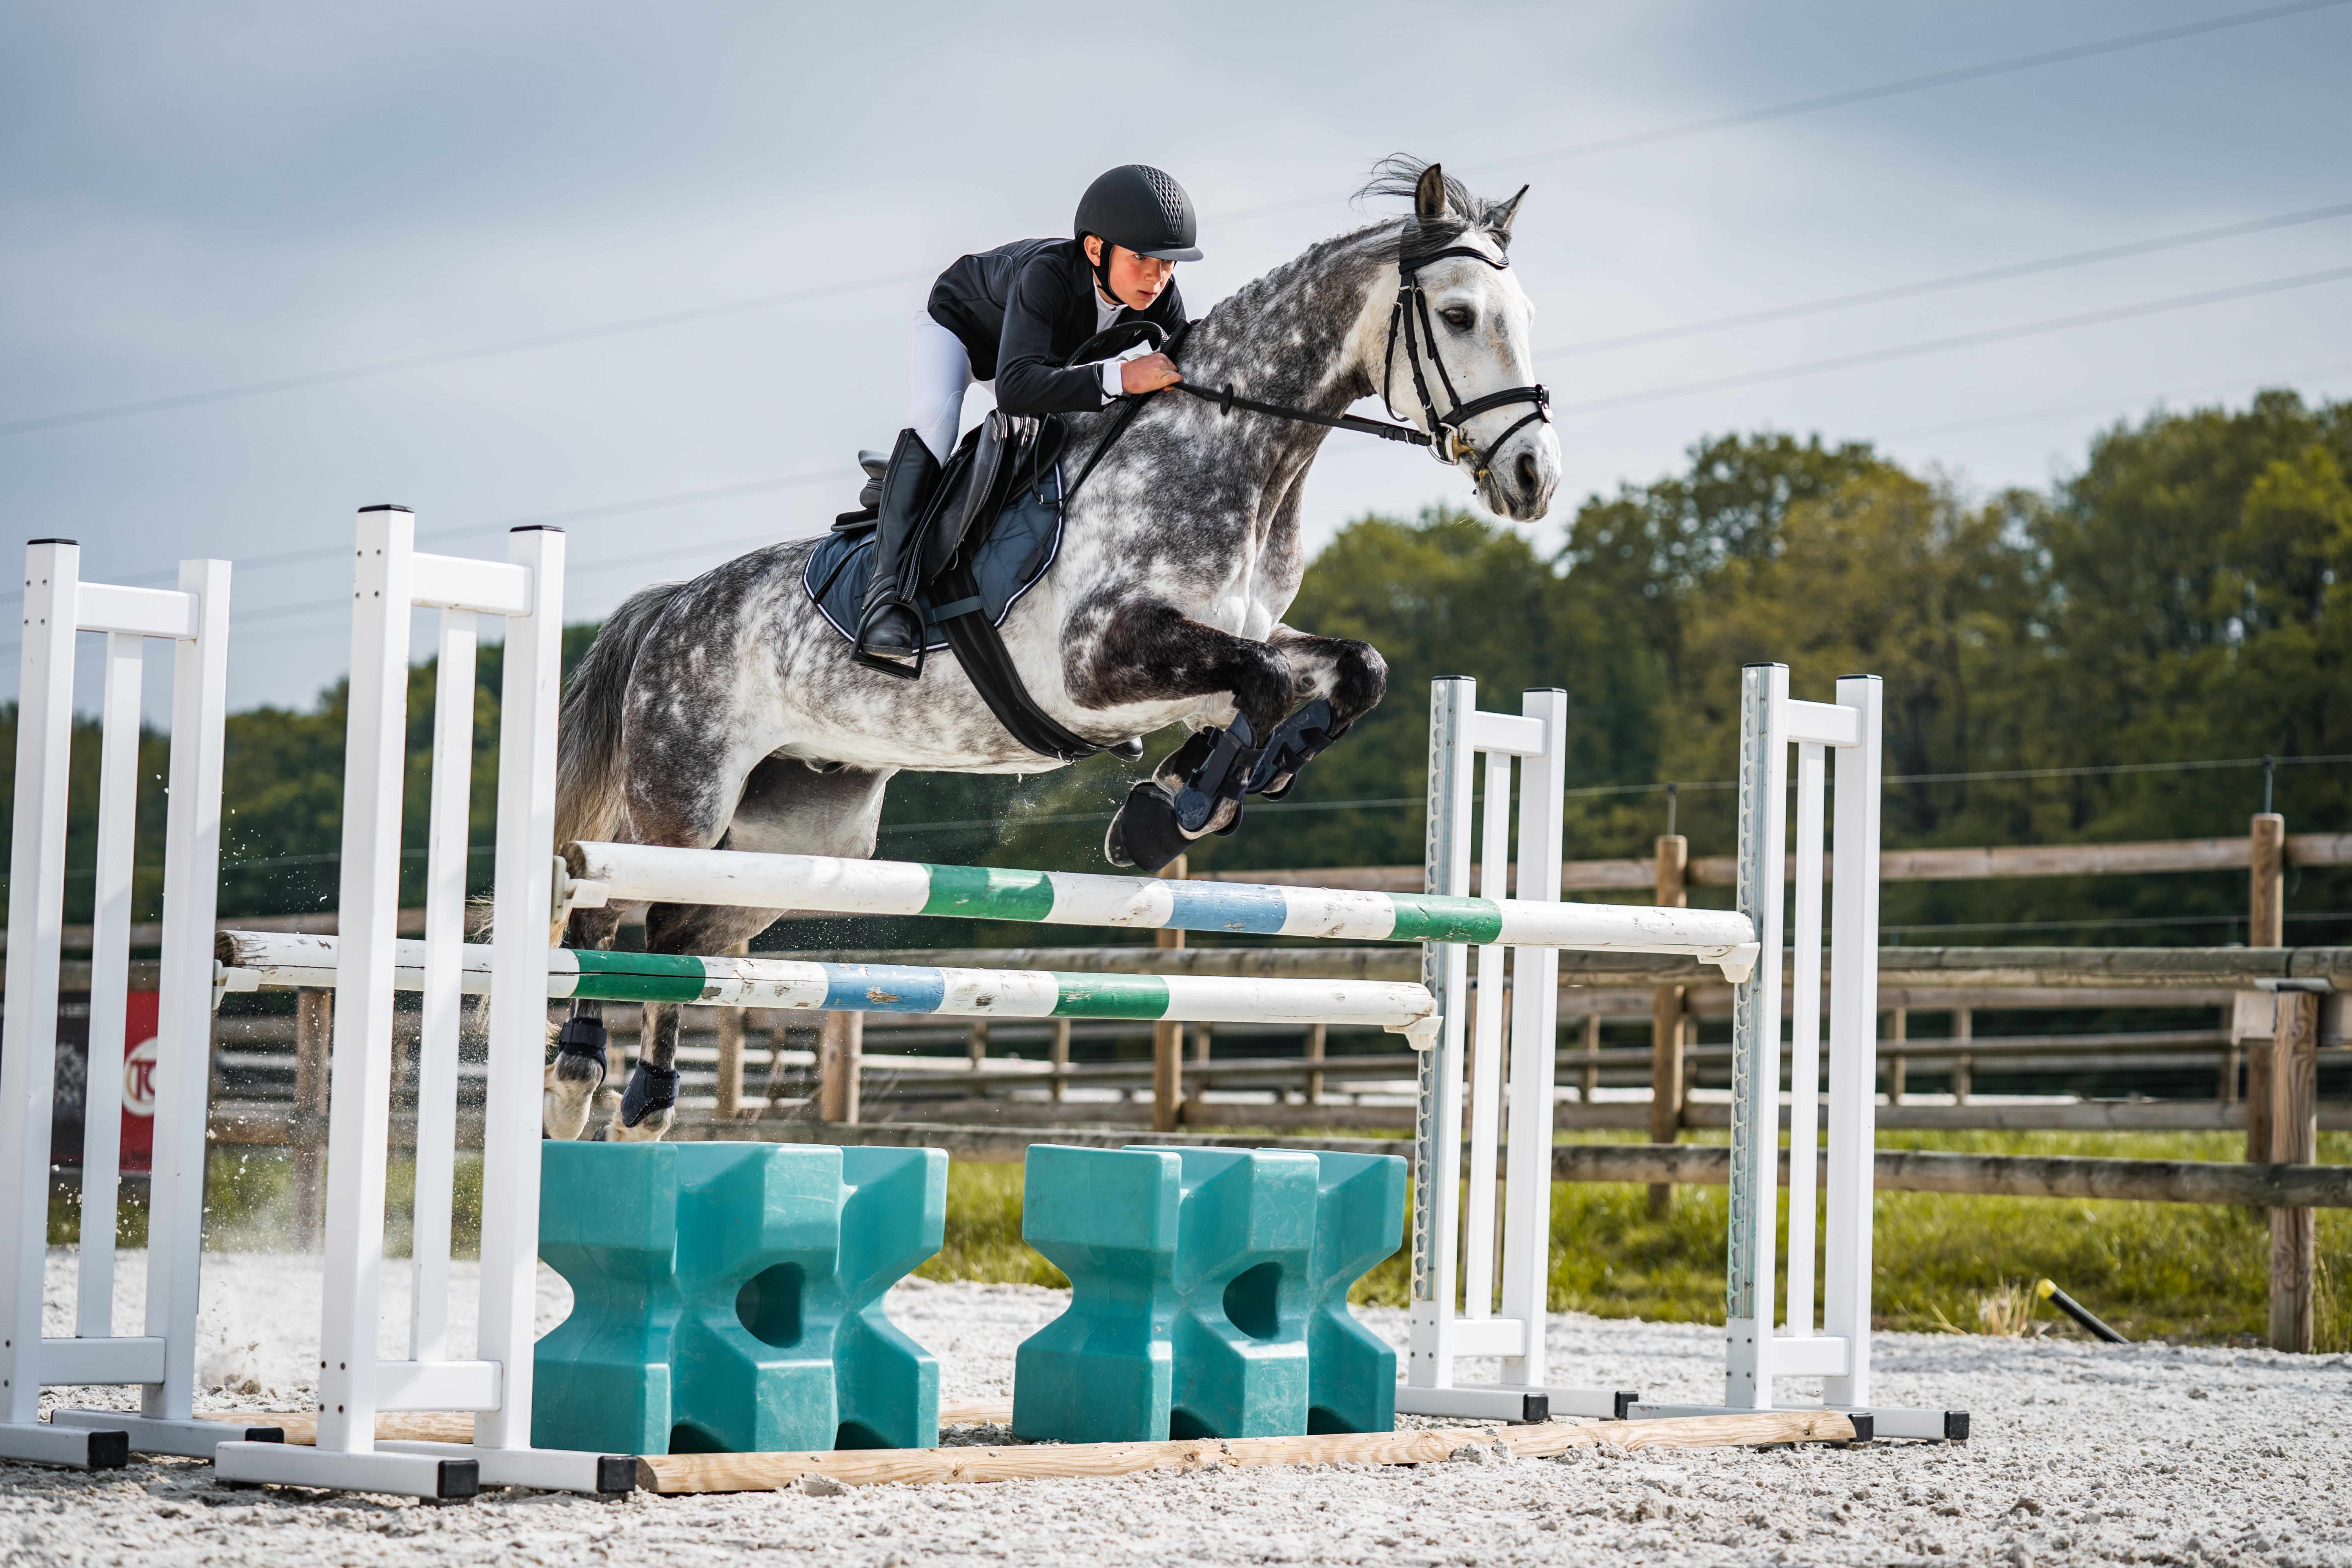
[1074,165,1201,295]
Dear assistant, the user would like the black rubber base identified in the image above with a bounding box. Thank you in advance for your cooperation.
[596,1455,639,1494]
[84,1430,129,1469]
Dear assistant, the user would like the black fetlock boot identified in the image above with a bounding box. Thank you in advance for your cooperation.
[1104,718,1262,868]
[853,428,942,675]
[545,1000,610,1141]
[618,1062,679,1132]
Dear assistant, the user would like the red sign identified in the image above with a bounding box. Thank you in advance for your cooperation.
[119,990,159,1172]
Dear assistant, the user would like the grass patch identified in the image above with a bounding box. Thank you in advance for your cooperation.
[929,1129,2352,1345]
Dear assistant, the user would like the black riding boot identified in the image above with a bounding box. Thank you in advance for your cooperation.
[853,428,941,673]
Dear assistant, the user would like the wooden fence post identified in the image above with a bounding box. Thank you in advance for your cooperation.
[1648,834,1688,1216]
[1579,1014,1600,1104]
[2269,985,2320,1351]
[1888,1008,1907,1105]
[714,939,749,1121]
[818,1012,862,1125]
[2247,813,2285,1165]
[1050,1018,1071,1104]
[1952,1007,1973,1106]
[1305,1023,1326,1106]
[1152,855,1187,1132]
[290,987,331,1252]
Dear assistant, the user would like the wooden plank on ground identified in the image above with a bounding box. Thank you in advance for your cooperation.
[202,1400,1017,1448]
[635,1410,1862,1493]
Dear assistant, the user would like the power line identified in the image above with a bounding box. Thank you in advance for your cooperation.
[1219,2,2352,225]
[1546,265,2352,416]
[0,467,852,611]
[1542,200,2352,359]
[7,3,2341,442]
[1869,358,2352,442]
[0,274,928,439]
[1475,0,2352,176]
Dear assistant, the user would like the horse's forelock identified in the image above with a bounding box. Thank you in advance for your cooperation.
[1355,154,1515,262]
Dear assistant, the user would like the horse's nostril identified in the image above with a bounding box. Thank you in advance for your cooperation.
[1516,451,1541,498]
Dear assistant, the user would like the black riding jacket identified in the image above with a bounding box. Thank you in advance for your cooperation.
[926,238,1187,417]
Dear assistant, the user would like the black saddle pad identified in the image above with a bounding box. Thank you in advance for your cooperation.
[804,460,1065,653]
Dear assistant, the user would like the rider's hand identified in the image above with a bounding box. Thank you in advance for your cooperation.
[1121,354,1183,395]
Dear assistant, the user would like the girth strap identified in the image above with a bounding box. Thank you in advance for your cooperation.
[931,554,1117,764]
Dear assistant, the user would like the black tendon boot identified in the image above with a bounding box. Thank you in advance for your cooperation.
[853,428,942,674]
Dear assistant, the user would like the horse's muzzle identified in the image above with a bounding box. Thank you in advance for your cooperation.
[1479,426,1560,522]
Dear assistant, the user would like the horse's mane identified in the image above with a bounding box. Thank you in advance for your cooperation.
[1173,156,1520,373]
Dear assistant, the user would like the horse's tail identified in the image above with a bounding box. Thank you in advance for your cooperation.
[555,581,689,849]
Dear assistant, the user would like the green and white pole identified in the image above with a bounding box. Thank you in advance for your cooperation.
[559,841,1759,979]
[216,930,1436,1036]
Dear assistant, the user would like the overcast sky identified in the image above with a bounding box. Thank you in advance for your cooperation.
[5,0,2349,720]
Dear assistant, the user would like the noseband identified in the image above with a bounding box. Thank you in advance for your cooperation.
[1381,243,1552,482]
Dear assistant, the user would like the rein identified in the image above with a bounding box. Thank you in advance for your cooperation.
[1165,378,1431,446]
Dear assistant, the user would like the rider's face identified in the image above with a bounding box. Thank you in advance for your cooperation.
[1086,237,1176,311]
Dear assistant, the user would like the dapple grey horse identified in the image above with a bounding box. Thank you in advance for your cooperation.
[545,159,1560,1141]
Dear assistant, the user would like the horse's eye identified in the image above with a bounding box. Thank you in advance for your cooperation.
[1441,308,1472,329]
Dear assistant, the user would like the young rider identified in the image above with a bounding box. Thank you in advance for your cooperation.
[855,164,1199,665]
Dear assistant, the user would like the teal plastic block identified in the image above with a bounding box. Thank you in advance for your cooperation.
[533,1141,944,1456]
[1301,1151,1407,1434]
[1011,1144,1404,1443]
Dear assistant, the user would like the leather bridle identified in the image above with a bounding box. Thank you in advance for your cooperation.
[1382,241,1551,482]
[1071,232,1552,501]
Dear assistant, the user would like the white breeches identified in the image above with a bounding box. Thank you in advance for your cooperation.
[908,311,988,464]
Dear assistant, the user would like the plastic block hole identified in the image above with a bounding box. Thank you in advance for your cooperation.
[736,1262,806,1348]
[834,1420,891,1450]
[1221,1261,1283,1341]
[1167,1408,1217,1441]
[667,1422,730,1454]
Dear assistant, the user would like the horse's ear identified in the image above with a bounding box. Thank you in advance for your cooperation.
[1414,163,1449,226]
[1489,184,1529,243]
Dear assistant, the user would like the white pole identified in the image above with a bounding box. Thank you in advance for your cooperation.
[1406,676,1475,1388]
[1785,741,1826,1341]
[474,525,564,1452]
[0,541,82,1428]
[1822,675,1884,1410]
[316,508,419,1455]
[1725,662,1789,1411]
[1498,687,1566,1388]
[408,609,477,1363]
[142,558,230,1426]
[76,633,143,1340]
[1461,748,1512,1321]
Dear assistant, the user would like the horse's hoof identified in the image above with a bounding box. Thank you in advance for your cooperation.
[542,1050,607,1141]
[612,1063,680,1142]
[608,1106,674,1142]
[1105,780,1194,870]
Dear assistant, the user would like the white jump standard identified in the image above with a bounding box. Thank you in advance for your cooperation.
[1624,666,1967,1442]
[208,508,636,1499]
[0,543,239,1468]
